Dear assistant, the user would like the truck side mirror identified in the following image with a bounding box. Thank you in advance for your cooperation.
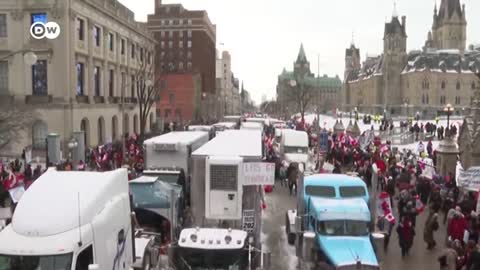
[88,264,100,270]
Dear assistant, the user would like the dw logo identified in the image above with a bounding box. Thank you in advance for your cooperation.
[30,21,61,40]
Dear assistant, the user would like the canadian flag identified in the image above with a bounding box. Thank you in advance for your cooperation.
[2,172,25,190]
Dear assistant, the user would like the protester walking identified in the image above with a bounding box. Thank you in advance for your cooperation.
[424,212,439,250]
[286,162,298,196]
[397,216,415,257]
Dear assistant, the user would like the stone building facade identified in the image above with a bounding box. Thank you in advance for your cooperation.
[216,50,241,117]
[277,44,342,117]
[0,0,156,158]
[343,0,480,117]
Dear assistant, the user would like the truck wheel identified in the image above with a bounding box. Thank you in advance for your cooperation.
[287,233,295,245]
[143,253,151,270]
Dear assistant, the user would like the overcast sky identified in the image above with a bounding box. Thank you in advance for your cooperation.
[118,0,480,103]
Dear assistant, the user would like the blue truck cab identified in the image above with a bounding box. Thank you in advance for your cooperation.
[286,174,380,269]
[306,197,379,268]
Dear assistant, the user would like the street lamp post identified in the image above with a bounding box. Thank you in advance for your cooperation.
[444,103,454,137]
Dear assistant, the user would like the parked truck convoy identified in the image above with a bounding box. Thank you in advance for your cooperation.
[0,168,157,270]
[286,173,383,269]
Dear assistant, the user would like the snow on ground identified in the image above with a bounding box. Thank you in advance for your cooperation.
[280,226,298,269]
[304,113,458,153]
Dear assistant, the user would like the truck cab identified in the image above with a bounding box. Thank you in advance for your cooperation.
[306,198,378,269]
[280,129,309,167]
[0,168,135,270]
[170,228,248,270]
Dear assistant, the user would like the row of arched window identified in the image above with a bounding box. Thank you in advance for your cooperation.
[421,94,461,105]
[421,80,476,90]
[32,113,155,149]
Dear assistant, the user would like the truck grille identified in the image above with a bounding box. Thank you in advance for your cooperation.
[210,165,238,191]
[337,265,379,270]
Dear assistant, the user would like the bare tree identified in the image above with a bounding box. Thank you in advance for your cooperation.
[285,77,314,123]
[0,106,34,151]
[133,47,161,140]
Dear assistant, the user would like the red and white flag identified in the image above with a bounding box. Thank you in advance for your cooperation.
[2,172,24,191]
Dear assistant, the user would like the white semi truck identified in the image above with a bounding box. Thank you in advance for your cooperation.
[173,129,269,269]
[0,168,153,270]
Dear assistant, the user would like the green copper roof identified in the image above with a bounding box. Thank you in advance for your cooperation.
[278,71,342,88]
[297,43,307,63]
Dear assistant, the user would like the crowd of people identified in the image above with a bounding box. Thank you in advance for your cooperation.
[266,113,480,269]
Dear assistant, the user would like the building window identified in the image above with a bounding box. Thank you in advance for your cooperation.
[77,18,84,41]
[187,30,192,38]
[161,41,165,49]
[187,41,192,48]
[121,39,125,55]
[109,69,114,96]
[179,41,183,48]
[179,51,184,58]
[76,63,84,96]
[455,96,461,105]
[165,109,171,119]
[160,51,165,59]
[0,61,8,93]
[169,93,175,105]
[31,13,47,24]
[94,66,101,96]
[187,51,192,59]
[140,48,144,62]
[169,31,173,38]
[131,44,135,59]
[440,96,446,105]
[187,62,192,70]
[131,75,135,97]
[169,41,173,48]
[161,31,165,38]
[32,121,47,150]
[441,81,446,89]
[179,31,184,38]
[108,33,114,51]
[169,20,173,25]
[188,19,192,25]
[93,26,101,46]
[179,62,184,70]
[32,60,48,96]
[422,80,429,90]
[0,14,7,38]
[456,81,461,90]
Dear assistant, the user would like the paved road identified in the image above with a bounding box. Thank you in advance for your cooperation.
[262,183,447,270]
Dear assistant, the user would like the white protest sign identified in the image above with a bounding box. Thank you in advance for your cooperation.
[242,162,275,186]
[9,186,25,204]
[457,166,480,191]
[242,209,255,233]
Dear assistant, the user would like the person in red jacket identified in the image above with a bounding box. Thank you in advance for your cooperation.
[448,211,468,242]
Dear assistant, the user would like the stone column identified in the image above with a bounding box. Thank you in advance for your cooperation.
[436,137,459,177]
[73,131,86,163]
[47,133,61,164]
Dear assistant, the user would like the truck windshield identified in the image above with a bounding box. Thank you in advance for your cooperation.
[284,146,308,154]
[317,220,369,236]
[339,186,367,198]
[0,253,73,270]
